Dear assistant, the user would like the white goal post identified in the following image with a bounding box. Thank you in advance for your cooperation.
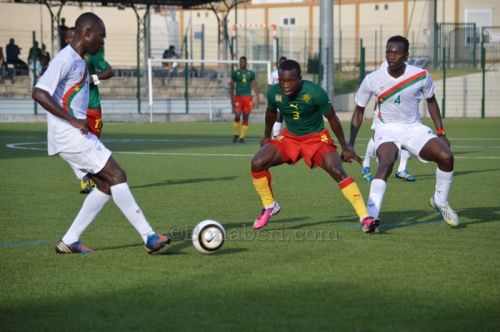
[147,58,272,123]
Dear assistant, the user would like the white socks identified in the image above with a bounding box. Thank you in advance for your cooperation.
[62,189,111,244]
[110,183,154,243]
[398,149,411,172]
[363,137,376,168]
[434,168,453,205]
[367,179,387,218]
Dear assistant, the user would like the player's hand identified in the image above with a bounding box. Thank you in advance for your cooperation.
[255,96,260,106]
[260,134,272,147]
[341,146,362,164]
[71,118,89,135]
[440,136,451,148]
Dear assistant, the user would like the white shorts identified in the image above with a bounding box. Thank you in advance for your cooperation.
[59,133,112,180]
[373,122,436,162]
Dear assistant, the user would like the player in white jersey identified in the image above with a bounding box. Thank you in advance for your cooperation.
[267,56,287,136]
[32,12,172,254]
[361,61,416,182]
[348,35,458,229]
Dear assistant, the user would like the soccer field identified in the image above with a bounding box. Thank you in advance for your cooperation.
[1,119,499,331]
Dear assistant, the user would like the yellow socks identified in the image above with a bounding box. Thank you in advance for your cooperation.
[240,121,249,139]
[252,170,274,207]
[233,121,240,136]
[339,177,369,219]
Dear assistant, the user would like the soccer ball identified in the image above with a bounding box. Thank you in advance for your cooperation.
[192,220,226,254]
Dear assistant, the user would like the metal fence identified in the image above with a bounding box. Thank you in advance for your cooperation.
[1,22,500,118]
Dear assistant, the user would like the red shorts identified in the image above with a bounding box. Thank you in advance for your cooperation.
[269,128,338,168]
[87,108,103,138]
[234,95,254,113]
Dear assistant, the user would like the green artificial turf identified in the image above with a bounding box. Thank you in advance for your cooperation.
[0,119,499,331]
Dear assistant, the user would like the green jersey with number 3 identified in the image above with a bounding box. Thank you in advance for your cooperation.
[267,80,332,136]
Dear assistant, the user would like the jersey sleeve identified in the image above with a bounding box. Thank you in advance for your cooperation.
[231,70,237,81]
[266,86,278,111]
[35,57,71,96]
[354,75,374,107]
[422,70,436,98]
[314,86,332,115]
[93,53,110,72]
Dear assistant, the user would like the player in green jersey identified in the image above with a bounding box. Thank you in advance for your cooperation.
[66,28,115,194]
[230,56,260,143]
[250,59,380,233]
[79,47,114,194]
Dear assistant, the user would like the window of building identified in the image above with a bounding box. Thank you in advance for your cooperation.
[282,16,297,27]
[466,7,492,44]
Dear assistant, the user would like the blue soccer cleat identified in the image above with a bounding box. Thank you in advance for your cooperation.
[55,240,96,254]
[395,170,415,181]
[144,233,172,254]
[362,167,373,181]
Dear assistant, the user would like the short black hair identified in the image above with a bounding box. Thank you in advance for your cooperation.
[240,56,247,61]
[278,56,287,62]
[278,59,301,76]
[387,35,409,53]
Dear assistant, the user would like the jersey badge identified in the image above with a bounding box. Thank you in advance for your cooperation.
[275,94,282,103]
[302,93,312,103]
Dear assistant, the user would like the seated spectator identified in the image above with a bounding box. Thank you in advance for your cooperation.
[162,45,179,71]
[39,43,51,74]
[27,41,42,65]
[6,38,28,70]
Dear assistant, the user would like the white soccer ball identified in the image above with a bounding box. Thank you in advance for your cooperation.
[192,220,226,254]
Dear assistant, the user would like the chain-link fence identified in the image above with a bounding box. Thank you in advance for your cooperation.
[2,22,500,118]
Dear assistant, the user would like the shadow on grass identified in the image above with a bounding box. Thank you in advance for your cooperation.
[130,176,239,189]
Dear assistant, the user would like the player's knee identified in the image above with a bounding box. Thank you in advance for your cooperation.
[438,150,454,168]
[251,156,266,172]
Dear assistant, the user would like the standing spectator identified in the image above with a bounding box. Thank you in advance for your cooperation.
[59,18,69,50]
[230,56,260,143]
[39,44,51,75]
[5,38,28,70]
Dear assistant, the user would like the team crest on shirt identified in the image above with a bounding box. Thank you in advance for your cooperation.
[302,93,311,103]
[275,94,282,103]
[84,55,89,62]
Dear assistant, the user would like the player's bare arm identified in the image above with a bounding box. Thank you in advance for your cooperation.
[325,107,362,164]
[426,94,451,147]
[348,104,366,147]
[229,80,235,106]
[260,108,277,146]
[32,87,89,135]
[97,65,115,81]
[252,80,260,104]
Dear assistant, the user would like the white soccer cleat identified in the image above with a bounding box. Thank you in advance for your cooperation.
[429,196,459,226]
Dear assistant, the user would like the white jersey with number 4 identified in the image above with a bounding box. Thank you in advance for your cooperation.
[355,63,435,125]
[35,46,89,155]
